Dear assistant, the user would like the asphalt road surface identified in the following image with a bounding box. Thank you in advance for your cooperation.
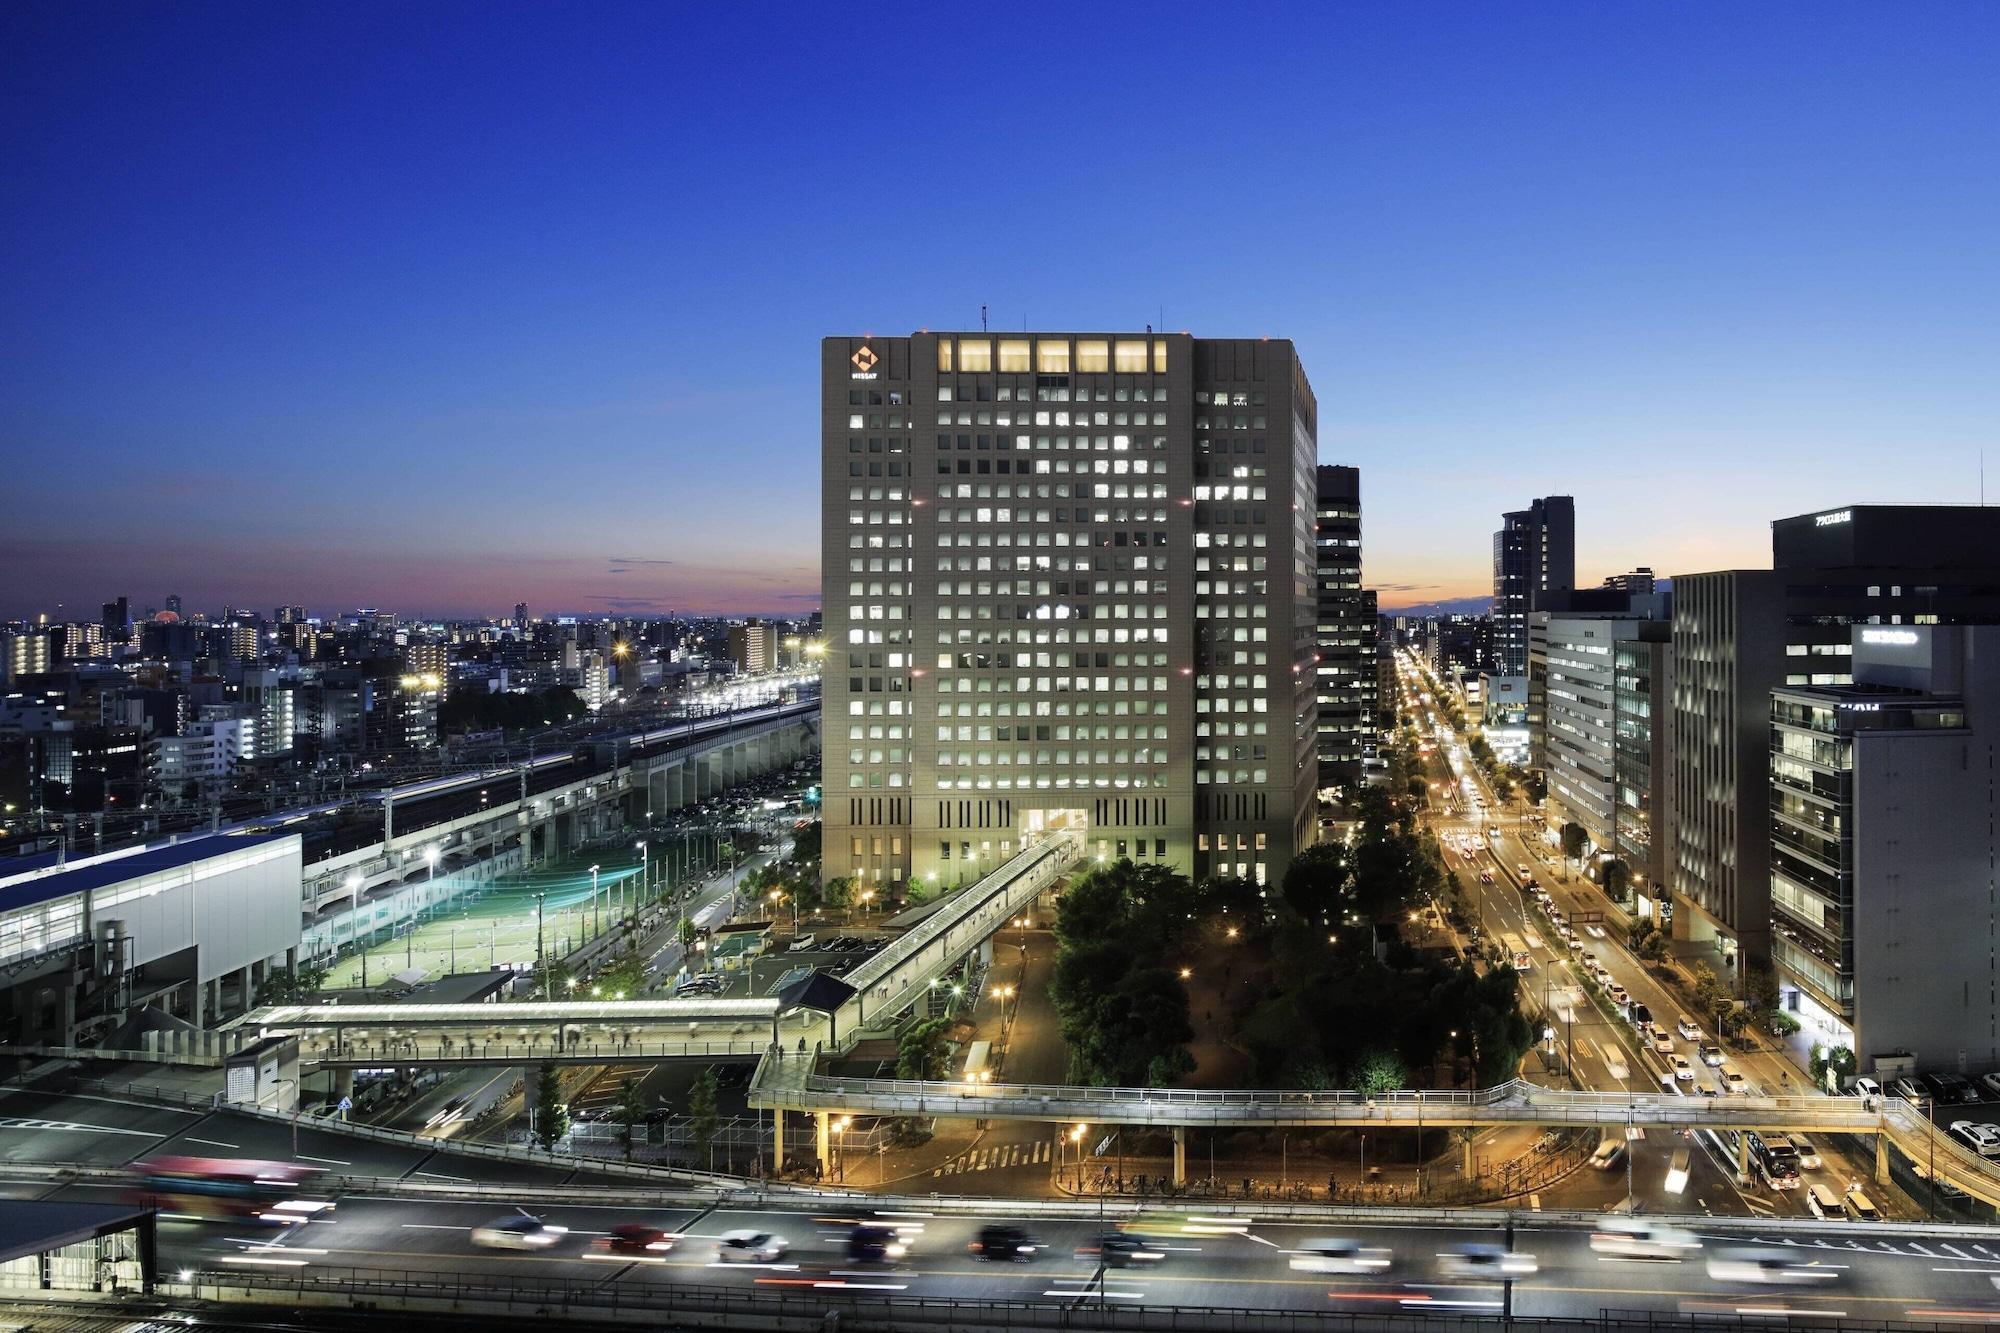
[59,1188,2000,1325]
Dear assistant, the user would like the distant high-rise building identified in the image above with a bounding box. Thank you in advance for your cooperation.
[404,640,450,701]
[729,619,777,676]
[164,593,183,618]
[1314,465,1368,788]
[1492,497,1574,676]
[276,605,305,624]
[820,331,1320,892]
[1671,504,2000,986]
[100,596,131,643]
[514,602,530,625]
[229,623,260,662]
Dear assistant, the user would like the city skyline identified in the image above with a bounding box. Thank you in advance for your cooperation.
[7,5,1999,618]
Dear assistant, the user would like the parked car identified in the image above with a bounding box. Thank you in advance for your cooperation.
[1849,1076,1882,1099]
[1980,1071,2000,1100]
[1892,1076,1927,1103]
[1950,1121,2000,1159]
[1676,1017,1701,1041]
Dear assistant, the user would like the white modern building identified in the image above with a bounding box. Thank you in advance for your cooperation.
[149,718,252,795]
[0,832,302,1041]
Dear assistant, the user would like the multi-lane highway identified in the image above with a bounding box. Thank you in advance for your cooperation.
[66,1184,2000,1326]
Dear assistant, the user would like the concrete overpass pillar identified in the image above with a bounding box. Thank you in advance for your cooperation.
[1736,1131,1751,1184]
[1874,1133,1891,1186]
[816,1111,832,1177]
[332,1068,354,1108]
[1462,1135,1476,1179]
[1172,1127,1186,1187]
[772,1108,785,1174]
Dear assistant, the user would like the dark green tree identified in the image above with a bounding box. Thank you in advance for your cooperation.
[1560,822,1588,861]
[688,1068,720,1172]
[896,1016,954,1081]
[615,1076,647,1160]
[532,1062,569,1151]
[1280,843,1349,926]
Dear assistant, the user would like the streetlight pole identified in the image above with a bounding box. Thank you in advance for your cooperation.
[589,864,601,938]
[534,892,547,998]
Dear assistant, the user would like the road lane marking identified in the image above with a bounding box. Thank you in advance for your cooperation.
[182,1136,241,1149]
[297,1154,350,1165]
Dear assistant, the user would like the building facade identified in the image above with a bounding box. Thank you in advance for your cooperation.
[1493,496,1575,676]
[1768,626,2000,1071]
[1539,611,1673,903]
[1314,464,1368,789]
[729,620,777,676]
[820,331,1318,894]
[1672,505,2000,982]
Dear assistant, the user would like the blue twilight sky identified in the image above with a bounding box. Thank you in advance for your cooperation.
[4,3,1998,620]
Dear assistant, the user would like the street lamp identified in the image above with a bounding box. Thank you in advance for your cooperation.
[588,864,601,937]
[1070,1122,1089,1192]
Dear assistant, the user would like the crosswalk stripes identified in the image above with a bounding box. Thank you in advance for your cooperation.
[930,1139,1055,1176]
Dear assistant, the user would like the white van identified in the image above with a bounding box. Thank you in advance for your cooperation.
[1843,1188,1882,1221]
[1806,1184,1844,1220]
[789,934,818,952]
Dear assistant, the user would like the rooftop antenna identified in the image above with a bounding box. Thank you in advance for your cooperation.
[1983,448,1987,505]
[981,304,987,333]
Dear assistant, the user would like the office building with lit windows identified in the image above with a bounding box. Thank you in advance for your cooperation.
[821,332,1319,894]
[1493,496,1574,677]
[1767,625,2000,1071]
[1314,465,1369,789]
[1671,505,2000,984]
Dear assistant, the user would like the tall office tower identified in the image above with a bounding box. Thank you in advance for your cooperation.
[1670,505,2000,984]
[275,605,305,625]
[820,331,1319,894]
[1492,496,1575,675]
[1314,465,1367,790]
[164,594,183,618]
[514,602,530,626]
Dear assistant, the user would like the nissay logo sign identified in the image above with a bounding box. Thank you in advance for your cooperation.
[850,345,879,380]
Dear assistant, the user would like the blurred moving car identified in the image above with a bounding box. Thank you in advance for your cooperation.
[1440,1244,1538,1278]
[716,1230,788,1263]
[603,1224,678,1256]
[1076,1233,1165,1267]
[846,1224,907,1264]
[1590,1218,1700,1261]
[1706,1248,1839,1285]
[471,1214,564,1250]
[970,1225,1041,1261]
[1290,1239,1393,1274]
